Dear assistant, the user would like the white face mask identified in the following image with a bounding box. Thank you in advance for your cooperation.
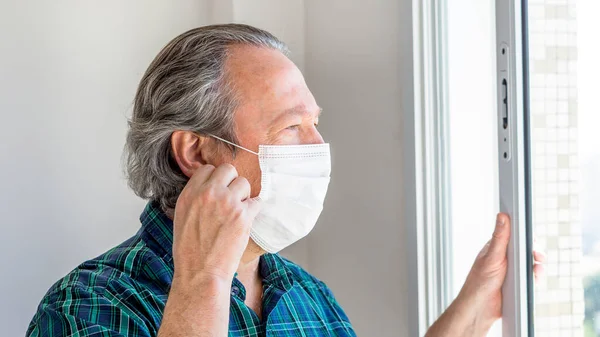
[209,135,331,253]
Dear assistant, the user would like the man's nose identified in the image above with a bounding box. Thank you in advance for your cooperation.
[302,128,325,145]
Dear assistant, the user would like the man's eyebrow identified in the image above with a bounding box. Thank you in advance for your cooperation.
[279,106,323,119]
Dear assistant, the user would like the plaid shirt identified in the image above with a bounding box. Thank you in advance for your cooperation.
[27,202,356,337]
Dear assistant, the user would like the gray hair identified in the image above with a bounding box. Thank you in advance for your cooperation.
[124,24,289,213]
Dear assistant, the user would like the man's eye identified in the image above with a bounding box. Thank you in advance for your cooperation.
[286,125,300,130]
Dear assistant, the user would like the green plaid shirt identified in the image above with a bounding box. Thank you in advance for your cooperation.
[27,202,356,336]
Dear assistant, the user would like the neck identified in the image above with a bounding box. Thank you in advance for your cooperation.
[235,240,265,305]
[237,239,264,278]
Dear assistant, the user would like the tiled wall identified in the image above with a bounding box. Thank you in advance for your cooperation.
[528,0,583,336]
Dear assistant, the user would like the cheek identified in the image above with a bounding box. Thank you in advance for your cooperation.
[231,153,262,198]
[248,169,262,198]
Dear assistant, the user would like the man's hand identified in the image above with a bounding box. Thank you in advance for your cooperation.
[172,163,261,282]
[158,164,261,337]
[426,213,546,337]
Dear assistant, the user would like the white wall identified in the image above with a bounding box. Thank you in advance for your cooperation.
[0,1,207,335]
[303,1,413,336]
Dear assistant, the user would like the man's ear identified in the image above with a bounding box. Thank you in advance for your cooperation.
[170,131,211,178]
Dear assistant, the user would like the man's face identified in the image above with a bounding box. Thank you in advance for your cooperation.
[212,45,324,197]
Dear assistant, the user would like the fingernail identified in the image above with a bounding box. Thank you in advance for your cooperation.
[496,214,505,226]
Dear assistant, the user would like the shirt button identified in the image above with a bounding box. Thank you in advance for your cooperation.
[231,286,240,297]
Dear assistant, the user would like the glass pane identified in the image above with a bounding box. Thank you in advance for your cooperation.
[527,0,600,336]
[447,0,502,335]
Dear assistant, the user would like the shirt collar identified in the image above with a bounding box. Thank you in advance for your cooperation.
[260,253,295,291]
[140,201,174,265]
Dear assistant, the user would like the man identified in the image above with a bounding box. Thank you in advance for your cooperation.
[27,24,544,336]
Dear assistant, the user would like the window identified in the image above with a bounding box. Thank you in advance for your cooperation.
[446,0,501,334]
[527,0,600,336]
[491,0,600,335]
[412,0,501,334]
[442,0,599,336]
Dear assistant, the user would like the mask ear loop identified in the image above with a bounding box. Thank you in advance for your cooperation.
[206,134,259,156]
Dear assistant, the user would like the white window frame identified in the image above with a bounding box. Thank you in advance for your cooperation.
[495,0,534,335]
[409,0,534,336]
[406,0,454,335]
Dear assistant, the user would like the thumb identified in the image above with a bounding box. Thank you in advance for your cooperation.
[487,213,511,259]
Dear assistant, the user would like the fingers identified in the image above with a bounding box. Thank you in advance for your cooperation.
[487,213,511,259]
[532,248,546,284]
[209,163,239,186]
[228,177,251,201]
[533,249,547,264]
[188,164,216,185]
[533,263,545,283]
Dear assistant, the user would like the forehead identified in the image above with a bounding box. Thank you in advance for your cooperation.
[225,45,318,121]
